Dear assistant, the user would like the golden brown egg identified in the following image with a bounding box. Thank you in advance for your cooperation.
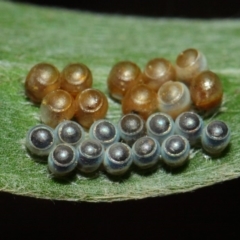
[107,61,141,101]
[60,63,93,97]
[40,89,76,128]
[157,81,191,119]
[75,88,108,129]
[141,58,176,92]
[176,48,208,85]
[190,70,223,111]
[25,63,60,103]
[121,84,158,120]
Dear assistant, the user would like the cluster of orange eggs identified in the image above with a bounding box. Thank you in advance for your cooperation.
[25,63,108,129]
[108,48,223,120]
[25,48,223,129]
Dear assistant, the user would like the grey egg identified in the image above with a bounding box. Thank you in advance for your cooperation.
[55,120,85,146]
[48,143,78,177]
[77,139,104,173]
[104,142,132,175]
[118,113,145,146]
[89,119,120,149]
[175,112,204,146]
[146,112,175,144]
[201,120,230,155]
[132,136,161,169]
[161,135,190,167]
[26,124,55,156]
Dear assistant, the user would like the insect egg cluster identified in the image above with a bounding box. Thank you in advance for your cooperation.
[108,48,224,120]
[24,48,230,179]
[25,62,108,128]
[25,112,231,178]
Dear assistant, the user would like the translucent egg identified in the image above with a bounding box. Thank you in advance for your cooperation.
[60,63,92,97]
[122,83,158,120]
[107,61,141,101]
[141,58,176,92]
[190,70,223,112]
[40,89,76,128]
[157,81,191,119]
[25,63,60,103]
[176,48,208,85]
[75,88,108,129]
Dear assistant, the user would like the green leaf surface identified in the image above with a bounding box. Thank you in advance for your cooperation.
[0,1,240,202]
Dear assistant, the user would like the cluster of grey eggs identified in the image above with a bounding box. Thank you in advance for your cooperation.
[26,112,231,177]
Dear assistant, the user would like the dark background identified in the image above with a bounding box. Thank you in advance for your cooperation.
[12,0,240,18]
[4,0,240,238]
[1,178,240,238]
